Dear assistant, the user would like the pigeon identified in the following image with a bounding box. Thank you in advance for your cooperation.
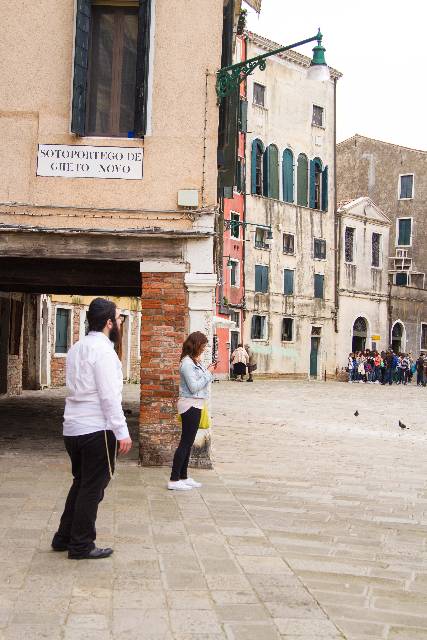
[354,410,359,417]
[398,420,408,430]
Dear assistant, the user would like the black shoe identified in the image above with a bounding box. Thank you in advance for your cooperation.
[51,543,68,552]
[68,547,114,560]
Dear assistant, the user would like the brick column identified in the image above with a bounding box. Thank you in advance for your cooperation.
[139,263,188,466]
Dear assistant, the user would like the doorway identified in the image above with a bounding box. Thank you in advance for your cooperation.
[352,317,367,352]
[310,337,320,378]
[391,321,405,353]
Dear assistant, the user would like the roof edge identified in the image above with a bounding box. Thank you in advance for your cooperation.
[245,30,342,79]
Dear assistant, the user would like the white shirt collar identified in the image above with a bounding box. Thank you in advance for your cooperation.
[88,331,114,346]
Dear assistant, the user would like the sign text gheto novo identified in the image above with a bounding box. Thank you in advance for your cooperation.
[36,144,143,180]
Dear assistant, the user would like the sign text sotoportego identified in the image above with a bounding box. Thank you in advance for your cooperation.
[37,144,143,180]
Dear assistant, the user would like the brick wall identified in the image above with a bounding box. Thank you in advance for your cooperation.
[139,272,187,466]
[129,311,141,383]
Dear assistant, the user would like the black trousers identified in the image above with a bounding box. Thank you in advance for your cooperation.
[52,430,116,556]
[170,407,201,481]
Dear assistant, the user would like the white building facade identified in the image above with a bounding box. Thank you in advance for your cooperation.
[336,197,391,369]
[243,32,341,379]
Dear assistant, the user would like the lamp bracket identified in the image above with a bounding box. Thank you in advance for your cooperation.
[216,31,321,99]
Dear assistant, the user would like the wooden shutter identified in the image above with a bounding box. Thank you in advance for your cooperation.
[268,146,279,200]
[71,0,91,136]
[261,266,268,293]
[284,269,294,295]
[251,140,259,194]
[134,0,152,137]
[55,309,70,354]
[314,274,324,299]
[255,265,262,292]
[398,219,411,245]
[283,149,294,202]
[322,166,328,211]
[309,160,316,209]
[297,154,308,206]
[263,147,269,196]
[239,99,248,132]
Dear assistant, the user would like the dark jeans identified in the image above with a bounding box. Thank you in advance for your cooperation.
[52,430,116,557]
[384,367,394,385]
[170,407,201,482]
[417,371,425,386]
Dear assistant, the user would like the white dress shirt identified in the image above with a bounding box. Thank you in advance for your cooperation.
[63,331,129,440]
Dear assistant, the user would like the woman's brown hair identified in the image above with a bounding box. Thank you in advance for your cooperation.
[180,331,208,363]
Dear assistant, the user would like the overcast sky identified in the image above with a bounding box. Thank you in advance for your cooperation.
[245,0,426,150]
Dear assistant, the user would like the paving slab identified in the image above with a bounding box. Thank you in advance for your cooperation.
[1,381,427,638]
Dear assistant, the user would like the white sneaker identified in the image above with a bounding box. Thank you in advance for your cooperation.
[182,478,202,488]
[167,480,193,491]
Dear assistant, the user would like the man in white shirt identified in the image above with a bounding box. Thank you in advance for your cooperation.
[51,298,132,559]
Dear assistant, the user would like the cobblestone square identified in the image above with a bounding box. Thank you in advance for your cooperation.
[1,380,427,639]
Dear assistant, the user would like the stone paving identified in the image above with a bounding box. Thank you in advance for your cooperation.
[1,380,427,639]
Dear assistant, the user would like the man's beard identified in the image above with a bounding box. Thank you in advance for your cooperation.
[109,320,121,345]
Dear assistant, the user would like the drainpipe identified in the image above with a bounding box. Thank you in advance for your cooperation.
[387,278,393,348]
[333,77,339,333]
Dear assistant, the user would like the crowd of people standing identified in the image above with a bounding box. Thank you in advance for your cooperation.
[347,349,427,386]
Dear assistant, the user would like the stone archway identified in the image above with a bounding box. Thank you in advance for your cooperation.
[392,321,406,354]
[352,317,368,352]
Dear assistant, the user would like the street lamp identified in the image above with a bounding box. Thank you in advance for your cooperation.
[307,30,330,82]
[216,28,330,99]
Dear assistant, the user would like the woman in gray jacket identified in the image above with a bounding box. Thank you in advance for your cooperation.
[168,331,217,491]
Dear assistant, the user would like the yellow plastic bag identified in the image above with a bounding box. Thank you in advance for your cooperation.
[177,404,211,429]
[198,405,211,430]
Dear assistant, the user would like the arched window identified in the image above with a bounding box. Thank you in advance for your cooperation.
[282,149,294,203]
[251,139,264,195]
[296,153,308,206]
[310,157,323,210]
[263,144,279,199]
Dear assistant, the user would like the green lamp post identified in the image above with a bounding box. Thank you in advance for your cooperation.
[216,28,330,99]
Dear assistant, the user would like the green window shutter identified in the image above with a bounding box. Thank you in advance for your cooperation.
[314,274,324,299]
[134,0,152,137]
[55,309,70,354]
[262,266,268,292]
[283,149,294,202]
[239,99,248,132]
[297,154,308,206]
[321,165,328,211]
[309,160,316,209]
[71,0,91,135]
[251,139,264,195]
[284,269,294,295]
[267,145,279,199]
[263,147,269,196]
[398,219,411,245]
[255,266,268,293]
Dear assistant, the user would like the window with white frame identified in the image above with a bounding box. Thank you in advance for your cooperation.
[344,227,355,263]
[283,232,295,255]
[230,260,239,287]
[421,323,427,351]
[281,317,294,342]
[55,307,72,355]
[230,310,240,328]
[251,315,266,340]
[255,227,268,249]
[372,232,381,267]
[397,218,412,246]
[314,238,326,260]
[312,105,324,127]
[253,82,265,107]
[399,174,414,199]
